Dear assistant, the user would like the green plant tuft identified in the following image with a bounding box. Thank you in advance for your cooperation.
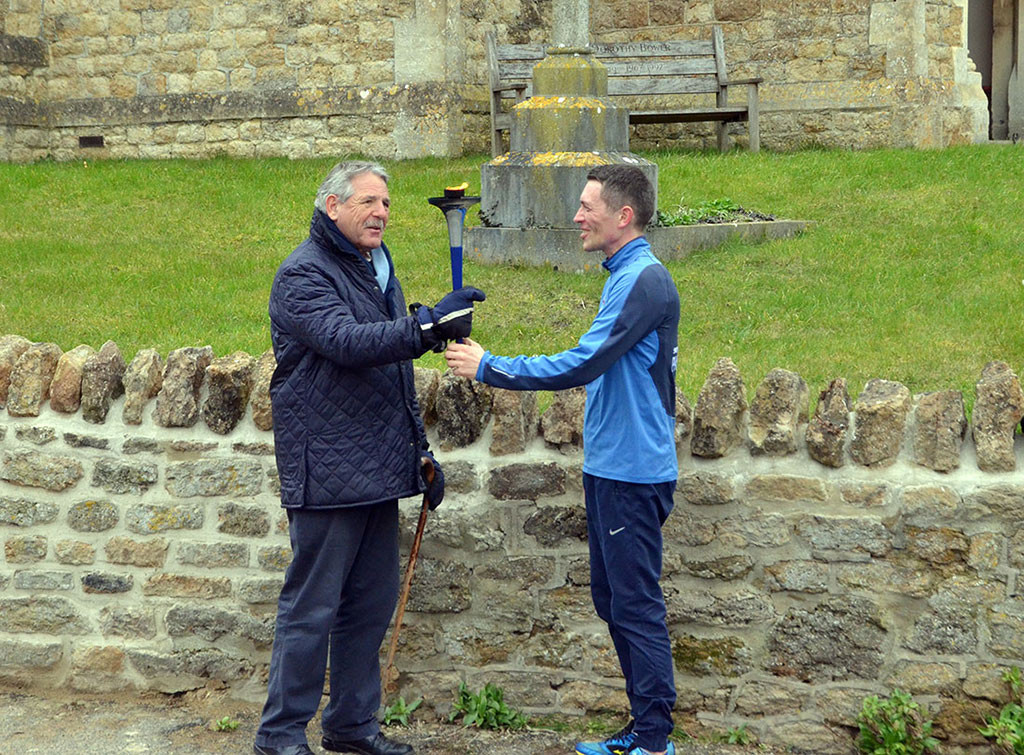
[979,666,1024,753]
[383,696,422,727]
[857,689,939,755]
[448,682,528,730]
[212,715,240,732]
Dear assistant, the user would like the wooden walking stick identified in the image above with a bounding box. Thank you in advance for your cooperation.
[381,459,434,694]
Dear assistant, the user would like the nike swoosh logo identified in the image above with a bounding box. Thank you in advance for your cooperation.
[609,527,625,535]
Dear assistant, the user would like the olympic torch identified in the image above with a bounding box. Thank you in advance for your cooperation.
[427,182,480,290]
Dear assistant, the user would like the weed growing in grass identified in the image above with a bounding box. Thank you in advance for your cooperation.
[656,197,775,225]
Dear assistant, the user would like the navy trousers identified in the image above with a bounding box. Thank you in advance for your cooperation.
[255,501,400,748]
[584,473,676,752]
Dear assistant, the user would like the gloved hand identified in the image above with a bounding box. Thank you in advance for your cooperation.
[420,452,445,510]
[415,286,486,343]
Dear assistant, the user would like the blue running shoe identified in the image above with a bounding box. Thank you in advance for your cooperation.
[575,720,636,755]
[626,744,676,755]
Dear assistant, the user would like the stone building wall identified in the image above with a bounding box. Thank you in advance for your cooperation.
[1,332,1023,752]
[0,0,990,162]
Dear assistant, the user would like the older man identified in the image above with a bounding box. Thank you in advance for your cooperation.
[255,160,484,755]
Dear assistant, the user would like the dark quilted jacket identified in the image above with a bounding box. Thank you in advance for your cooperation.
[268,210,431,509]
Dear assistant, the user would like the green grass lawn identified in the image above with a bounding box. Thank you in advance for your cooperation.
[1,146,1021,408]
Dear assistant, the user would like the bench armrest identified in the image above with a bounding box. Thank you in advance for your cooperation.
[726,77,763,86]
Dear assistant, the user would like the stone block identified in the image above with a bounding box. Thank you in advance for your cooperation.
[153,346,213,427]
[104,535,168,567]
[69,645,132,693]
[850,378,911,467]
[435,372,492,449]
[62,432,108,449]
[675,391,693,444]
[0,335,31,408]
[0,638,63,683]
[122,348,163,425]
[767,596,885,682]
[763,559,829,593]
[912,390,967,472]
[0,449,84,491]
[142,573,232,599]
[682,554,754,580]
[257,545,292,571]
[905,525,969,565]
[972,361,1024,472]
[413,365,439,427]
[839,481,889,508]
[0,596,90,634]
[667,587,775,627]
[13,570,74,590]
[745,474,827,503]
[125,503,204,533]
[488,462,567,501]
[795,514,892,557]
[250,349,275,431]
[122,437,162,455]
[82,572,134,594]
[663,509,717,548]
[676,471,736,506]
[164,459,263,497]
[906,610,977,655]
[99,605,156,639]
[4,534,47,562]
[6,342,62,417]
[55,539,95,565]
[14,425,56,445]
[176,541,249,568]
[405,558,472,613]
[439,459,479,494]
[523,504,587,546]
[126,647,255,693]
[238,577,284,604]
[67,499,119,531]
[232,441,275,455]
[0,496,59,526]
[489,388,537,455]
[713,510,791,549]
[540,386,585,448]
[691,357,747,458]
[748,368,809,455]
[202,351,255,434]
[80,340,126,424]
[49,344,95,413]
[217,502,270,537]
[672,633,753,677]
[806,377,851,467]
[964,484,1024,522]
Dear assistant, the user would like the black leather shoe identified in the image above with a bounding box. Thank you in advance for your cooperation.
[322,731,414,755]
[253,744,314,755]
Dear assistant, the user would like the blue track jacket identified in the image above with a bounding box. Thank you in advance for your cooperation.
[477,237,680,484]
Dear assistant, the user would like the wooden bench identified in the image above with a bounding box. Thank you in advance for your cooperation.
[486,26,761,157]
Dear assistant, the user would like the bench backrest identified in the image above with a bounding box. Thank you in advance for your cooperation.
[487,26,729,101]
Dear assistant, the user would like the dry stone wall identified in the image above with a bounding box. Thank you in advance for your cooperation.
[2,333,1024,752]
[0,0,988,161]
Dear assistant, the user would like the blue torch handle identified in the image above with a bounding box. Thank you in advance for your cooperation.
[450,245,463,290]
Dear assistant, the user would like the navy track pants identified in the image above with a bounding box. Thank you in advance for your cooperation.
[584,473,676,752]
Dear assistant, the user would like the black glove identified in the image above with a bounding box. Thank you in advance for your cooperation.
[415,286,486,344]
[421,452,445,511]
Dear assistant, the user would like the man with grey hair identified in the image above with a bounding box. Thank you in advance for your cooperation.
[254,160,485,755]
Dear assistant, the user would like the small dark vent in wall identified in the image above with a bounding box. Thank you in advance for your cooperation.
[79,135,105,148]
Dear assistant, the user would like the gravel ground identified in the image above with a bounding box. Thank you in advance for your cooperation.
[0,686,788,754]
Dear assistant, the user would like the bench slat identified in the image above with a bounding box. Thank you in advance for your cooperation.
[499,57,718,82]
[629,107,749,124]
[609,76,721,96]
[496,39,716,62]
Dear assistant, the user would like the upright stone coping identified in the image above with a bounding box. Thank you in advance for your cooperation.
[2,333,1024,752]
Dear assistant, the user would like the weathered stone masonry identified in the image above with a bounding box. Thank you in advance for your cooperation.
[0,0,990,162]
[1,332,1024,752]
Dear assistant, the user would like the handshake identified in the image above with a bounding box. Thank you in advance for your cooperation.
[414,286,486,351]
